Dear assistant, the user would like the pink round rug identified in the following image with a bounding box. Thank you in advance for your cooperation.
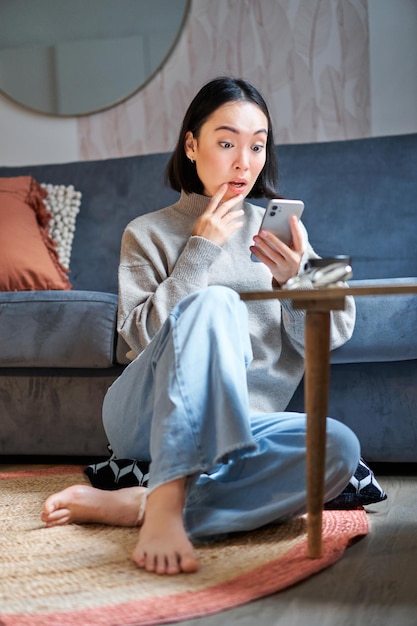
[0,467,368,626]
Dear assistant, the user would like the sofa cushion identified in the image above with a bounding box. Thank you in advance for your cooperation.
[0,176,72,291]
[279,134,417,281]
[0,291,119,368]
[0,153,178,293]
[331,279,417,364]
[41,182,82,270]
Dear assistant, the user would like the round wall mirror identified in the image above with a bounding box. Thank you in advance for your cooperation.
[0,0,190,116]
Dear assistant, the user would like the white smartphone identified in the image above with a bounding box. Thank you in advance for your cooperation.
[251,198,304,261]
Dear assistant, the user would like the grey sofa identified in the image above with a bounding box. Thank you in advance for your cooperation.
[1,133,416,461]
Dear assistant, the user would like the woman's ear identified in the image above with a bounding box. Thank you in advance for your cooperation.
[184,131,196,161]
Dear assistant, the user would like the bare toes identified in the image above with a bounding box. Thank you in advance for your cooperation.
[133,549,147,569]
[144,553,157,573]
[42,508,71,526]
[181,554,199,573]
[165,553,181,575]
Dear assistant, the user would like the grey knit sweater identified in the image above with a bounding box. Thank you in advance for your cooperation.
[118,191,355,413]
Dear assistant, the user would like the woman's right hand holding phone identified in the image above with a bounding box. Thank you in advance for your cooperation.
[251,216,305,286]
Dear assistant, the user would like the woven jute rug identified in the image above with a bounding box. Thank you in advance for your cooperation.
[0,467,368,626]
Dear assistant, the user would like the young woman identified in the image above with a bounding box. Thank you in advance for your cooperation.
[42,77,360,576]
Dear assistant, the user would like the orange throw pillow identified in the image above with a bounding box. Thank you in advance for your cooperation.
[0,176,71,291]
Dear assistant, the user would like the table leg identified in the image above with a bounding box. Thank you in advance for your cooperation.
[304,310,331,558]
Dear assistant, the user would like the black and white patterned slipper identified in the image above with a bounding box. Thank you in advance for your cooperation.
[84,453,387,509]
[325,457,387,509]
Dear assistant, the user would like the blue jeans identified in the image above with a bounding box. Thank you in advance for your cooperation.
[103,286,360,541]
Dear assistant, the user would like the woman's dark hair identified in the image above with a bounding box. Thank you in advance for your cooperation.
[166,77,278,199]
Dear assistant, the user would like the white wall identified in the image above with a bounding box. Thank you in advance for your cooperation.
[1,0,416,167]
[368,0,417,136]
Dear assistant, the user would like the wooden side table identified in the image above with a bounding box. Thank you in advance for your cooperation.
[241,281,417,558]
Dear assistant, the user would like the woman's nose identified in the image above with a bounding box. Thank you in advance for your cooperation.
[234,150,249,170]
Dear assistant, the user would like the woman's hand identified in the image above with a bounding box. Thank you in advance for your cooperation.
[250,215,304,286]
[192,184,244,247]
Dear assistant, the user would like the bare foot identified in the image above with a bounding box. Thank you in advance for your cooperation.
[132,478,199,575]
[41,484,147,527]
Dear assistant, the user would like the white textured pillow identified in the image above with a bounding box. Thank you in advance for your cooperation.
[41,184,82,270]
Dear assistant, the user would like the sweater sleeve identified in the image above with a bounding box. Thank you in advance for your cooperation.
[278,225,356,356]
[117,225,222,356]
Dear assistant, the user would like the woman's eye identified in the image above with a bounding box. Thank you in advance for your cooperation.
[220,142,234,149]
[251,144,264,153]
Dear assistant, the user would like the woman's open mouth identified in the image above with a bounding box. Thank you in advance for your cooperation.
[228,181,247,191]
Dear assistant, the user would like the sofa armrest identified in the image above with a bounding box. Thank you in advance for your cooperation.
[0,290,119,368]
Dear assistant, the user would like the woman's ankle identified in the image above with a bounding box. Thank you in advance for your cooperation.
[146,477,187,515]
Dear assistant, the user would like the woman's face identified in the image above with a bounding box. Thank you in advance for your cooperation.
[185,101,268,202]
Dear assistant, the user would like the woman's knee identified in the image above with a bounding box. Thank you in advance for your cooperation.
[176,285,243,319]
[326,417,360,476]
[173,286,250,347]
